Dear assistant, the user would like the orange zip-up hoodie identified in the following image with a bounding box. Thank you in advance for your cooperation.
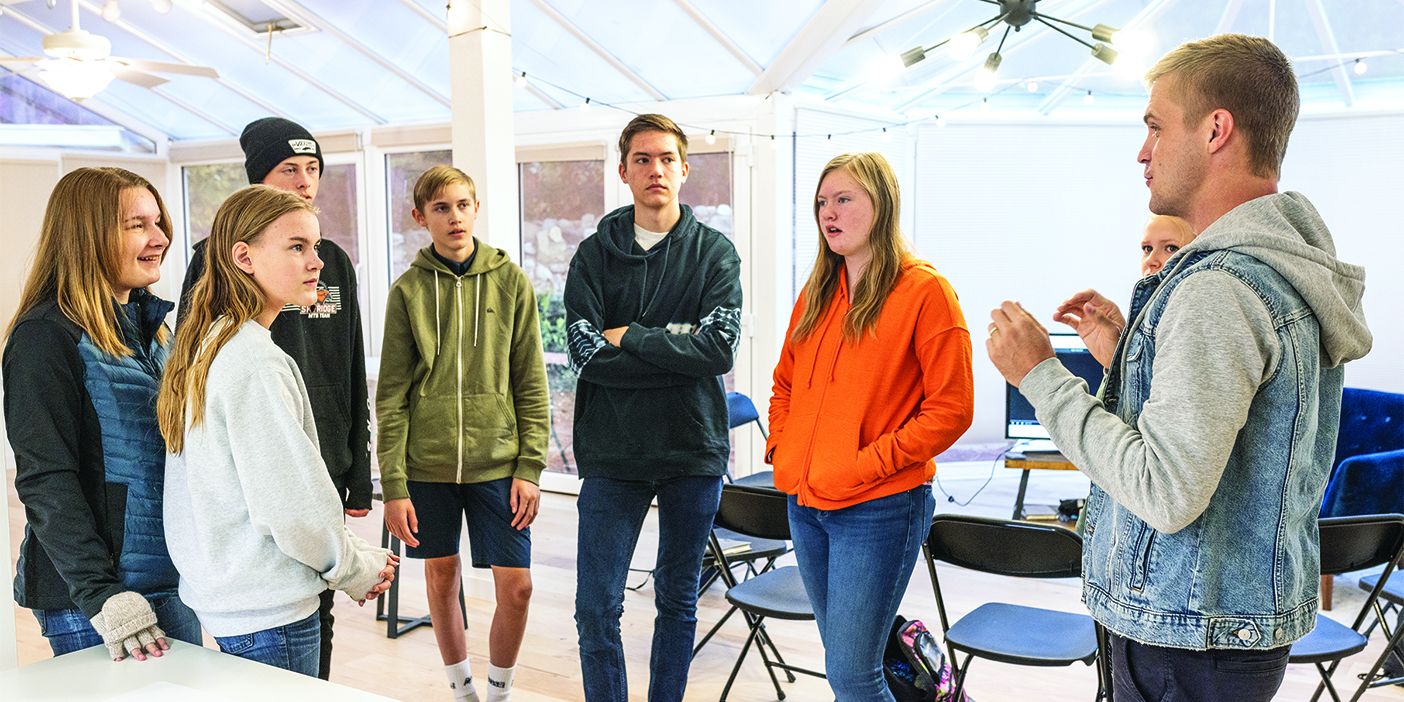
[767,256,974,510]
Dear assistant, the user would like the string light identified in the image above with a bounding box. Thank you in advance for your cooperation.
[935,115,947,127]
[1354,59,1368,75]
[705,130,716,145]
[1084,90,1095,105]
[516,72,528,88]
[1027,80,1038,92]
[981,97,990,110]
[770,135,778,150]
[579,97,590,112]
[881,127,890,142]
[825,134,833,148]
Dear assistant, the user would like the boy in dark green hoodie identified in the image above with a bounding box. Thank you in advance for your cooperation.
[377,165,549,702]
[565,114,743,701]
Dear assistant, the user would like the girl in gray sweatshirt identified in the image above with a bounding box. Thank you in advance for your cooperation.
[159,186,394,675]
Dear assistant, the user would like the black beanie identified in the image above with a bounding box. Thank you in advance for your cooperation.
[240,117,324,185]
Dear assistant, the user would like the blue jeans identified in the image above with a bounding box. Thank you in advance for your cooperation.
[788,485,935,702]
[214,611,321,677]
[1108,630,1290,702]
[36,591,202,656]
[575,475,723,702]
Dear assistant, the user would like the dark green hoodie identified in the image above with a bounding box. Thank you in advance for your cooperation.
[376,241,549,501]
[564,204,743,480]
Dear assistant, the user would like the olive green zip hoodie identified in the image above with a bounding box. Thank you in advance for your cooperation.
[376,241,549,502]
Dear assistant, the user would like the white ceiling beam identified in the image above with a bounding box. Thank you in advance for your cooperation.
[179,1,387,123]
[671,0,762,76]
[893,0,1109,110]
[1215,0,1245,34]
[260,0,451,108]
[397,0,449,33]
[527,0,666,101]
[514,69,564,109]
[747,0,881,96]
[1302,0,1355,107]
[1035,0,1181,115]
[843,0,960,48]
[72,0,292,120]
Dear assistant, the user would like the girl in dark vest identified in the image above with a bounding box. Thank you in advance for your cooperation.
[4,167,201,661]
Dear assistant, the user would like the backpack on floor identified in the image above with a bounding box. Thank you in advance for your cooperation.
[883,615,971,702]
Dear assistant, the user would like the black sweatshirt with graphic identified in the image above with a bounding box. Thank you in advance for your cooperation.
[564,204,743,480]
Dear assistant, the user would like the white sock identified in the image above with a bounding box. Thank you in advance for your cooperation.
[485,663,515,702]
[445,659,479,701]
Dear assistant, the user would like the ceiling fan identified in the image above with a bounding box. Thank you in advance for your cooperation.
[0,0,218,100]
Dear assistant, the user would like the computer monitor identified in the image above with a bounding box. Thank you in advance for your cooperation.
[1005,333,1106,440]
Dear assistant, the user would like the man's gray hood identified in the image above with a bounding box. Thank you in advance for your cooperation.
[1168,191,1371,367]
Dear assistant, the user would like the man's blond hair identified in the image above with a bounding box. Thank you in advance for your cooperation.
[1145,34,1298,179]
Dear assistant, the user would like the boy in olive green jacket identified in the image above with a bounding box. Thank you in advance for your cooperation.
[377,165,549,702]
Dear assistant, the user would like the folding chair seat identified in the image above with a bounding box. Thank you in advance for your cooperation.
[706,483,824,702]
[923,514,1105,700]
[1289,513,1404,702]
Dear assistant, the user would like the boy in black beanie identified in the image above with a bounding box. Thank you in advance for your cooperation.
[177,117,372,681]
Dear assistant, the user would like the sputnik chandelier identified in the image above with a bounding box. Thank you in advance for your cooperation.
[899,0,1150,91]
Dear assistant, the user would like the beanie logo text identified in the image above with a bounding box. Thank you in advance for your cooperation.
[288,138,317,154]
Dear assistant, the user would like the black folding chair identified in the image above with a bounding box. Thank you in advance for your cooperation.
[923,514,1106,700]
[1356,569,1404,688]
[726,391,775,489]
[706,483,824,701]
[1289,513,1404,702]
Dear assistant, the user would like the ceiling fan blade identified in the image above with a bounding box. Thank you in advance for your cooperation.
[110,57,218,79]
[111,66,168,89]
[0,57,45,66]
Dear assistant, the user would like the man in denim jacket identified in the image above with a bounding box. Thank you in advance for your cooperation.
[987,35,1372,700]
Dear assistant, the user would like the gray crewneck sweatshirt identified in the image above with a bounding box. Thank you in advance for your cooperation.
[164,320,389,637]
[1020,192,1371,534]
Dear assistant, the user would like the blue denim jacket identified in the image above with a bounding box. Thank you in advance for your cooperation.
[1079,248,1341,650]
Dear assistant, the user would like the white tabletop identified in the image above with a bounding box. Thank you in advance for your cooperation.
[0,639,395,701]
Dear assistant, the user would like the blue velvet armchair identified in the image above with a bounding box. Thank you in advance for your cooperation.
[1320,388,1404,518]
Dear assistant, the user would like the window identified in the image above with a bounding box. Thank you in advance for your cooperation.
[519,159,606,475]
[385,149,452,280]
[181,161,360,269]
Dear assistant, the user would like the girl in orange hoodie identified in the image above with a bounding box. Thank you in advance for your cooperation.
[767,152,974,701]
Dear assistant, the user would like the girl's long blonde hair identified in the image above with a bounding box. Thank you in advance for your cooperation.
[158,185,318,453]
[793,152,911,343]
[6,167,172,356]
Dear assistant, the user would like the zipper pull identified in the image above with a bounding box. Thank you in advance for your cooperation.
[456,279,462,289]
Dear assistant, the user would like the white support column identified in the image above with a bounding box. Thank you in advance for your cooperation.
[448,0,519,257]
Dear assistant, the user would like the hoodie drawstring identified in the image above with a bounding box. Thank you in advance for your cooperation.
[433,269,442,357]
[474,274,481,348]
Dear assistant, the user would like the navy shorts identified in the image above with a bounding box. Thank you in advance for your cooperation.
[403,478,531,568]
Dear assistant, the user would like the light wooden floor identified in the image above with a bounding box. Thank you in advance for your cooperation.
[8,464,1404,702]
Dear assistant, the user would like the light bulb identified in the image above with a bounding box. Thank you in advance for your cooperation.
[1115,53,1146,80]
[1354,59,1368,75]
[881,127,891,142]
[1027,81,1038,92]
[824,134,833,148]
[935,115,946,127]
[579,98,591,112]
[151,0,172,12]
[1084,91,1095,105]
[770,136,778,150]
[102,0,121,22]
[974,52,1001,92]
[981,97,990,110]
[705,130,716,145]
[515,72,528,87]
[1111,29,1153,58]
[946,27,988,62]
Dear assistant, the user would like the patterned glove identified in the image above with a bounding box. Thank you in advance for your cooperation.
[90,591,166,660]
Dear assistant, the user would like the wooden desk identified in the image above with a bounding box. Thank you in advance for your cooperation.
[0,639,395,701]
[1005,451,1078,521]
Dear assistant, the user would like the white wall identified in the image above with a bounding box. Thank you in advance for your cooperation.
[903,115,1403,445]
